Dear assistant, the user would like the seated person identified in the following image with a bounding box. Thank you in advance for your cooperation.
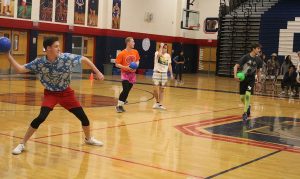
[295,70,300,97]
[280,55,293,75]
[267,53,280,77]
[280,65,298,96]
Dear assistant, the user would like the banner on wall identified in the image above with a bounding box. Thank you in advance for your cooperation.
[112,0,121,29]
[204,18,219,33]
[74,0,86,25]
[17,0,32,19]
[0,0,15,17]
[55,0,68,23]
[39,0,53,21]
[87,0,98,26]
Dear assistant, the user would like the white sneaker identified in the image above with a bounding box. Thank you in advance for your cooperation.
[85,137,103,146]
[12,144,25,155]
[152,103,160,109]
[159,104,167,110]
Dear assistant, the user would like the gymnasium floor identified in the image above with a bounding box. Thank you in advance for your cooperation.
[0,74,299,179]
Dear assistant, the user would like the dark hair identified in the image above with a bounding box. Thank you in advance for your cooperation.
[250,43,262,50]
[289,65,296,70]
[43,36,59,49]
[285,55,292,62]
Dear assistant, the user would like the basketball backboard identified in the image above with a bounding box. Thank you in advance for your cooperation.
[181,9,200,30]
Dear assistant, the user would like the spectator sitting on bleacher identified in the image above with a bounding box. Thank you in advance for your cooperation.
[260,53,267,76]
[267,53,280,77]
[280,65,298,97]
[295,70,300,97]
[280,55,293,76]
[255,53,267,93]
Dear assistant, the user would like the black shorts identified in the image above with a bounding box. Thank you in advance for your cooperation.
[240,77,255,95]
[90,2,96,11]
[75,5,84,13]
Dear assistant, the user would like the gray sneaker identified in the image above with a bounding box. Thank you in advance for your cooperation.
[116,106,126,113]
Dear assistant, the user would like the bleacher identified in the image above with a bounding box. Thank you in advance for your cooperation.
[259,0,300,64]
[217,0,279,77]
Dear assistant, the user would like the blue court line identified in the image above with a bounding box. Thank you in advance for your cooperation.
[204,150,282,179]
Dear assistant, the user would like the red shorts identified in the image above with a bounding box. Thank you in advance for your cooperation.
[42,87,81,110]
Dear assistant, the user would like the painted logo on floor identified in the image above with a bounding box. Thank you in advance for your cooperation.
[175,116,300,153]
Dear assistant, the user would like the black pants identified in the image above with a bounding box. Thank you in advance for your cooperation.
[281,81,291,91]
[281,81,299,94]
[175,64,183,81]
[292,83,299,94]
[119,80,133,102]
[30,107,90,129]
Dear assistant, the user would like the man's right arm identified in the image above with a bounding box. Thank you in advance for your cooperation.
[234,55,245,81]
[7,53,30,73]
[233,64,240,80]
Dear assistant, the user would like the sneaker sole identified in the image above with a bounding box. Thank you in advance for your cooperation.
[115,107,124,113]
[12,150,24,155]
[85,142,103,146]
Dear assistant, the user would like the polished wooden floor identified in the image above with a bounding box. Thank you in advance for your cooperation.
[0,74,300,179]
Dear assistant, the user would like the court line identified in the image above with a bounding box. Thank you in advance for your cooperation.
[201,132,300,153]
[0,114,292,178]
[0,132,203,178]
[33,106,242,139]
[34,140,204,178]
[104,79,300,101]
[175,116,300,153]
[0,87,154,111]
[0,118,287,179]
[247,130,300,141]
[0,132,23,139]
[2,75,300,101]
[204,150,282,179]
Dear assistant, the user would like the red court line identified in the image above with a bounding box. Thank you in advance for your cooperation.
[0,132,204,178]
[31,139,204,179]
[33,106,243,139]
[175,116,300,154]
[177,115,241,128]
[185,122,300,153]
[0,132,23,139]
[175,116,241,136]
